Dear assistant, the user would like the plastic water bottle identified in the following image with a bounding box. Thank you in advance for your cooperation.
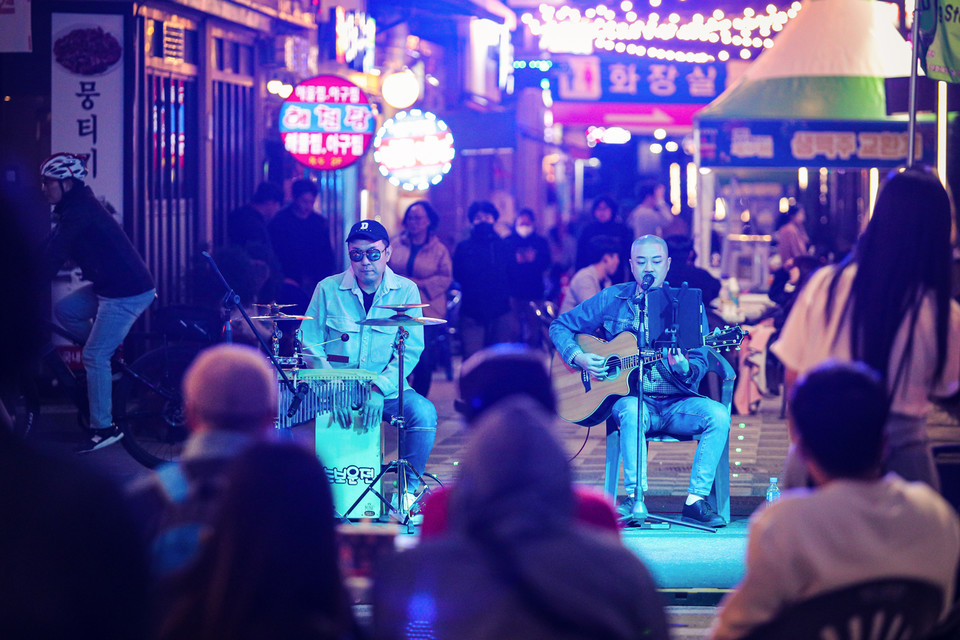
[766,477,781,503]
[726,275,741,307]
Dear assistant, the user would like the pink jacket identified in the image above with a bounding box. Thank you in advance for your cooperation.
[389,233,452,320]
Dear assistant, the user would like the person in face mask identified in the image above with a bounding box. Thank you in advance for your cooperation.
[452,201,513,359]
[505,209,552,347]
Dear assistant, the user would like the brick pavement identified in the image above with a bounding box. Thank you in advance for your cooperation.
[27,354,960,501]
[396,357,960,502]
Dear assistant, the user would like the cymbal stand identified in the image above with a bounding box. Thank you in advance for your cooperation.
[343,324,426,529]
[200,251,303,414]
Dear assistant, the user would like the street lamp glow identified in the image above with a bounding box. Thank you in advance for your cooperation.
[381,68,419,109]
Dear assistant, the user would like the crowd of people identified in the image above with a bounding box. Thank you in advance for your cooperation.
[2,154,960,639]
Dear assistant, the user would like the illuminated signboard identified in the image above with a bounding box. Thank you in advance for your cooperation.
[335,7,376,73]
[373,110,455,191]
[279,75,376,171]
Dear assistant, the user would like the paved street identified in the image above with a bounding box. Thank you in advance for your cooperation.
[20,353,960,639]
[27,353,960,508]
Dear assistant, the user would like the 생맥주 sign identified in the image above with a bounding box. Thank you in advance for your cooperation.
[279,75,376,170]
[697,119,934,169]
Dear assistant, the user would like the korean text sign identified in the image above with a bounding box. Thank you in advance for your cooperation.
[555,55,725,104]
[697,119,932,168]
[279,75,376,170]
[50,13,125,214]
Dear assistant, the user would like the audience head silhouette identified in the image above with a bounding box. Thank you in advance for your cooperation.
[456,344,555,423]
[158,441,353,640]
[182,343,278,433]
[789,360,889,480]
[451,395,574,537]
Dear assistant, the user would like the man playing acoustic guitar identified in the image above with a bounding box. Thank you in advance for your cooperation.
[549,235,730,527]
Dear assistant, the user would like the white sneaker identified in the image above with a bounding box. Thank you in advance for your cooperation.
[400,492,423,525]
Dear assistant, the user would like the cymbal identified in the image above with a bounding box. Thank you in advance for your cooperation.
[249,314,314,321]
[360,316,447,327]
[253,303,295,309]
[374,303,430,312]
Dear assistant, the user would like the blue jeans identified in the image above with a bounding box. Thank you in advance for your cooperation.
[383,390,437,492]
[55,284,156,430]
[612,393,730,497]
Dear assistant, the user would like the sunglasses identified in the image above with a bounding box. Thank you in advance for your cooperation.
[348,248,383,262]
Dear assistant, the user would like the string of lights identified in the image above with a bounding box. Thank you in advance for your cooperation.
[521,1,804,62]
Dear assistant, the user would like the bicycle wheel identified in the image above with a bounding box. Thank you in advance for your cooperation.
[115,345,199,468]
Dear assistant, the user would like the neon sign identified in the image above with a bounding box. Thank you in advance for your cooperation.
[373,110,455,191]
[279,75,376,171]
[335,7,376,73]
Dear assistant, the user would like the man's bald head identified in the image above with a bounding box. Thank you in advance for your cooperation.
[630,234,671,288]
[182,344,278,433]
[632,234,668,254]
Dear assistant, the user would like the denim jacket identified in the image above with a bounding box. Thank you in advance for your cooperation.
[549,281,709,395]
[300,265,423,399]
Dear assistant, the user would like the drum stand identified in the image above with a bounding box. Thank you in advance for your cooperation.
[342,326,428,529]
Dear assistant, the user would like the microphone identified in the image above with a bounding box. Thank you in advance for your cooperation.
[641,273,655,291]
[286,381,310,417]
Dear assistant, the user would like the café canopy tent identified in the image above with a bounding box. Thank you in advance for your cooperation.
[695,0,931,169]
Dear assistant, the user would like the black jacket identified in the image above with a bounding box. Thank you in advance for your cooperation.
[41,185,154,298]
[504,231,551,300]
[453,224,511,321]
[267,207,335,293]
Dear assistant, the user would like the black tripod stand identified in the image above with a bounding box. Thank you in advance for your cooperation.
[342,307,445,529]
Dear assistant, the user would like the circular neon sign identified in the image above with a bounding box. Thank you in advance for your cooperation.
[373,110,455,191]
[278,75,376,171]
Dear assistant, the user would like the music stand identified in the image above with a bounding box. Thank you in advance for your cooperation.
[342,305,445,529]
[629,283,718,533]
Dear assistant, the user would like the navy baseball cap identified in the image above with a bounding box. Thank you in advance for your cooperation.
[346,219,390,245]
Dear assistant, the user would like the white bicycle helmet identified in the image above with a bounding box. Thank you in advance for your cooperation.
[40,153,88,181]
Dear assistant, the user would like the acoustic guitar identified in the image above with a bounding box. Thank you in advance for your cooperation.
[551,326,745,426]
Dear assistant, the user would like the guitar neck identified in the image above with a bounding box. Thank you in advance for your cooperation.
[625,334,731,372]
[621,351,663,373]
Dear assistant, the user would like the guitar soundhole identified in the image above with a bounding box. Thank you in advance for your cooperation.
[604,356,622,380]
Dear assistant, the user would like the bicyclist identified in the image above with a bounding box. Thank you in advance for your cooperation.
[39,152,156,452]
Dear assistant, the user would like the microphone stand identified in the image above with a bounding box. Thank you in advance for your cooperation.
[636,287,647,524]
[200,251,306,421]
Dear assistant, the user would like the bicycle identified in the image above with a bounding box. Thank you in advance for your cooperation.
[13,307,218,468]
[115,305,223,467]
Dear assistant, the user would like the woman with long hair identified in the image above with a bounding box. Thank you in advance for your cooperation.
[771,167,960,489]
[388,200,452,397]
[156,442,357,640]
